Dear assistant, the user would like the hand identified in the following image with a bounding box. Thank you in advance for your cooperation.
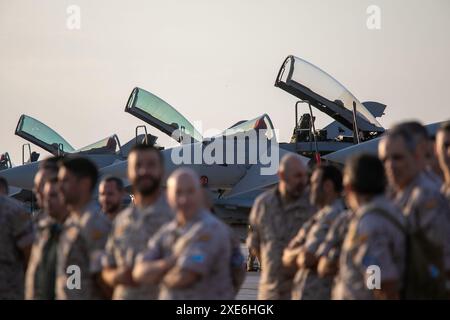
[164,255,177,271]
[115,267,137,287]
[317,257,337,278]
[297,250,318,269]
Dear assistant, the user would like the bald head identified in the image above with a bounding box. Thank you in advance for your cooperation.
[278,153,308,200]
[167,168,202,221]
[279,153,306,175]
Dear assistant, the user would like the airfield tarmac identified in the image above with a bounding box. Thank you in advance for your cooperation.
[236,243,259,300]
[232,225,259,300]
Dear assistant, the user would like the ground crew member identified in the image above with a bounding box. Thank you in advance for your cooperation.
[333,154,406,300]
[26,175,68,299]
[133,168,236,300]
[56,157,111,299]
[283,164,345,299]
[247,153,315,299]
[101,144,173,299]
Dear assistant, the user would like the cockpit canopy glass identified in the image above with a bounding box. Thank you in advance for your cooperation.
[126,87,203,143]
[15,115,75,154]
[276,56,383,132]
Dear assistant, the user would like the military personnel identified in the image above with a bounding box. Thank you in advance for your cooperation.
[101,144,173,300]
[436,121,450,202]
[0,194,34,299]
[396,121,443,188]
[32,157,61,220]
[247,153,315,300]
[333,154,406,300]
[133,168,236,300]
[316,209,353,279]
[98,176,126,221]
[379,123,450,294]
[283,164,345,299]
[0,176,8,195]
[26,176,68,299]
[56,157,111,300]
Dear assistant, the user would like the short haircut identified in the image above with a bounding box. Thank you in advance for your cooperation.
[101,175,124,192]
[46,176,58,184]
[128,143,163,164]
[0,176,8,194]
[39,156,63,172]
[59,156,99,192]
[315,164,343,193]
[386,121,428,154]
[438,121,450,134]
[344,153,386,196]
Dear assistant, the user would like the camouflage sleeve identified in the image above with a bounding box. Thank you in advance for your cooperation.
[246,196,263,252]
[84,215,111,274]
[287,214,316,251]
[137,229,165,263]
[177,227,220,276]
[10,204,35,249]
[316,212,349,260]
[355,214,401,282]
[304,210,339,255]
[412,190,450,270]
[101,222,118,269]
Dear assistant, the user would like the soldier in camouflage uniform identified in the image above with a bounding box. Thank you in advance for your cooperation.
[283,164,345,299]
[56,157,111,300]
[26,175,68,299]
[379,123,450,292]
[101,144,173,299]
[436,121,450,202]
[133,168,236,300]
[316,210,353,279]
[333,154,406,300]
[98,176,126,221]
[247,153,315,300]
[0,194,35,299]
[32,157,61,221]
[396,121,444,189]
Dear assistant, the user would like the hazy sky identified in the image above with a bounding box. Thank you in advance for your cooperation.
[1,0,449,164]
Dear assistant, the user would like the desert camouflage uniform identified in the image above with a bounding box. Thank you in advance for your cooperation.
[25,213,64,299]
[139,210,235,300]
[392,173,450,272]
[0,195,35,299]
[102,194,174,299]
[333,195,406,299]
[246,187,315,299]
[289,198,345,299]
[56,202,111,300]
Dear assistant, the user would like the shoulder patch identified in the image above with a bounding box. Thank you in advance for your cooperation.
[91,229,105,241]
[424,198,438,210]
[198,233,212,242]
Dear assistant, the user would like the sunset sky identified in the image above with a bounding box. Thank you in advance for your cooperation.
[1,0,449,164]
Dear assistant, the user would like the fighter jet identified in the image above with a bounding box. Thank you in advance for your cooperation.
[0,114,146,196]
[322,122,444,165]
[275,55,388,159]
[99,87,298,223]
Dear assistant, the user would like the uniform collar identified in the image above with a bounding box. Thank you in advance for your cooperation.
[356,194,388,218]
[274,185,310,212]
